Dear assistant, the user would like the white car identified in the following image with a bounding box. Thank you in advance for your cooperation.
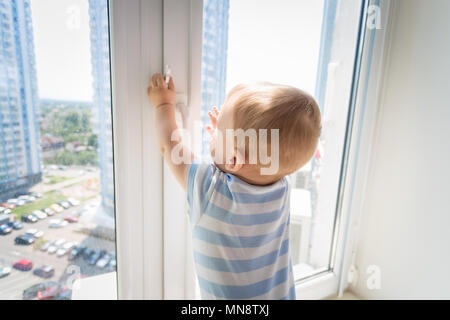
[40,241,52,252]
[96,253,111,268]
[18,195,30,203]
[0,207,11,214]
[47,245,58,254]
[62,242,76,251]
[48,219,68,228]
[43,208,55,216]
[26,229,44,238]
[59,201,71,209]
[56,248,67,257]
[7,199,18,205]
[54,238,66,247]
[0,266,11,278]
[67,198,80,206]
[17,200,26,207]
[32,210,47,220]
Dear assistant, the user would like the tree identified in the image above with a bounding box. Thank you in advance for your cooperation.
[88,134,98,149]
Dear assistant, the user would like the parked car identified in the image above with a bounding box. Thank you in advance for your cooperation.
[15,234,35,245]
[68,245,87,260]
[54,238,66,247]
[18,195,31,203]
[62,242,76,251]
[96,252,112,268]
[30,192,43,199]
[33,266,55,279]
[22,281,57,300]
[3,202,15,209]
[16,200,26,207]
[82,248,94,260]
[26,229,44,238]
[43,208,55,216]
[50,204,64,213]
[7,199,18,206]
[56,248,67,257]
[21,214,37,223]
[40,241,51,252]
[0,266,11,278]
[67,198,80,206]
[38,285,68,300]
[32,210,47,220]
[13,259,33,271]
[3,208,11,215]
[88,250,106,265]
[58,201,71,209]
[64,214,78,223]
[0,224,12,235]
[47,245,58,254]
[48,219,68,228]
[9,221,23,230]
[106,252,116,269]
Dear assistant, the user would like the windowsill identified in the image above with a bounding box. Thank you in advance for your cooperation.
[71,272,117,300]
[326,290,360,300]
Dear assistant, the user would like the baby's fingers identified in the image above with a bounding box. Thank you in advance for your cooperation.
[208,110,217,128]
[213,106,220,117]
[205,125,214,136]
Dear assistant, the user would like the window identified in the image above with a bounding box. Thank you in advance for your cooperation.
[0,0,116,299]
[199,0,366,284]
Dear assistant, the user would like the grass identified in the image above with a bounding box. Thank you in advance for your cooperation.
[33,237,47,251]
[12,191,67,220]
[44,175,73,185]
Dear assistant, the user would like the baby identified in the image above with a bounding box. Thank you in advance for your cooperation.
[148,74,321,300]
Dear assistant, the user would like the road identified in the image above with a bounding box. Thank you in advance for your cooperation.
[0,200,115,300]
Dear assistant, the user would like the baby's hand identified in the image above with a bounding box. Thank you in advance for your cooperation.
[205,106,220,136]
[147,73,176,108]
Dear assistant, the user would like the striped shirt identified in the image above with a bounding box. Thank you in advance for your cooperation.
[187,162,296,300]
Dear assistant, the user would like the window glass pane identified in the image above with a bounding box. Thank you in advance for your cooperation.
[0,0,115,299]
[200,0,362,281]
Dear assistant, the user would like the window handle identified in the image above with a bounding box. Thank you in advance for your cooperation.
[164,64,188,127]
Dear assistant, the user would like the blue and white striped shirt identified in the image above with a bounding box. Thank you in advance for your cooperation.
[187,162,296,300]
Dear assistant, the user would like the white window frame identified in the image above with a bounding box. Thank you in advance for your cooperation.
[294,0,395,299]
[104,0,393,300]
[110,0,164,299]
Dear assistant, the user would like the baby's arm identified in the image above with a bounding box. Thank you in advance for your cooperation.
[147,73,194,190]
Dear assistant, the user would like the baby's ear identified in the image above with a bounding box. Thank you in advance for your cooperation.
[224,149,245,173]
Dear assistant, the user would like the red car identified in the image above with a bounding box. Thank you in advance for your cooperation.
[64,215,78,223]
[37,285,69,300]
[13,259,33,271]
[1,203,14,209]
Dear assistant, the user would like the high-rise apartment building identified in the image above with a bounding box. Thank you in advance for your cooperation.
[0,0,41,201]
[88,0,114,226]
[201,0,230,159]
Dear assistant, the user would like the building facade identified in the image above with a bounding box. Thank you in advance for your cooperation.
[201,0,230,159]
[89,0,114,226]
[0,0,41,202]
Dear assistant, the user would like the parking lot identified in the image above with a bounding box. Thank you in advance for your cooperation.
[0,168,116,300]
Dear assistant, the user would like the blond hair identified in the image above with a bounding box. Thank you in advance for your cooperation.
[226,82,322,176]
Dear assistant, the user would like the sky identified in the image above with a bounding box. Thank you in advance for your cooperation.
[31,0,93,101]
[30,0,324,102]
[226,0,324,95]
